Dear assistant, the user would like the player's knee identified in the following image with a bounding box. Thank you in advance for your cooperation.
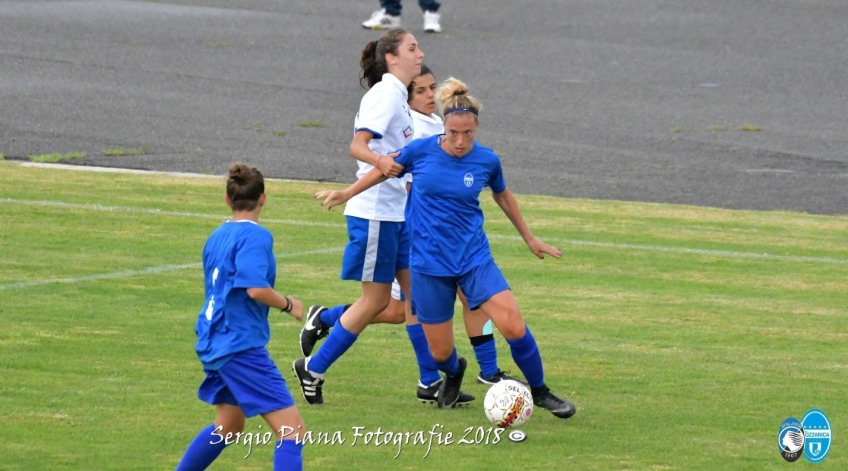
[362,296,390,316]
[386,301,405,323]
[429,345,454,363]
[276,421,308,440]
[496,318,526,340]
[216,420,245,437]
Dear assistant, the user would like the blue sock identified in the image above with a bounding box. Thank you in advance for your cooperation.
[506,327,545,388]
[175,424,227,471]
[406,324,441,385]
[435,347,460,376]
[319,304,346,327]
[274,439,303,471]
[470,334,499,378]
[307,321,358,374]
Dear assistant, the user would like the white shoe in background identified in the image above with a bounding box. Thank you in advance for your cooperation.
[362,8,402,30]
[423,11,441,33]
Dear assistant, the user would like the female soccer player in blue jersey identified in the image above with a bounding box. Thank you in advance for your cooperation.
[406,66,518,386]
[175,163,308,470]
[301,65,520,389]
[315,78,577,418]
[293,29,471,407]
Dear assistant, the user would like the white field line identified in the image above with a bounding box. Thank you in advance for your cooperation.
[487,234,848,265]
[15,161,304,182]
[0,247,343,291]
[1,196,846,292]
[0,198,346,228]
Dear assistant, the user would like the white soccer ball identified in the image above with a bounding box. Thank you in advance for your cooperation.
[483,379,533,428]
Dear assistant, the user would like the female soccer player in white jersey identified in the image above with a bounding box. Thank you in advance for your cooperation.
[315,78,577,418]
[175,163,307,470]
[301,65,520,390]
[293,28,466,407]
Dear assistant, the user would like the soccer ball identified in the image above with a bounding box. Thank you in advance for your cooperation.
[483,379,533,428]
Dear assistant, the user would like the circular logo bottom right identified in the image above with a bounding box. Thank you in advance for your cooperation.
[801,408,832,463]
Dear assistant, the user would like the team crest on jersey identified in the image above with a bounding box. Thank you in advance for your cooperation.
[464,173,474,187]
[403,125,413,138]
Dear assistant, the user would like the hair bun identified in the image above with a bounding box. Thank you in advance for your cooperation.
[228,163,250,183]
[435,77,481,115]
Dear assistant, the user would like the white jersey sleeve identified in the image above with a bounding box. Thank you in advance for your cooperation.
[344,74,415,221]
[411,110,444,139]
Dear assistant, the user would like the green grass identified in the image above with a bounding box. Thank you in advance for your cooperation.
[0,162,845,470]
[103,148,142,157]
[28,151,87,163]
[299,121,324,128]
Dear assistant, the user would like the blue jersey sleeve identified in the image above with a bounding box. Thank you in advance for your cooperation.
[396,137,425,178]
[488,154,507,193]
[233,230,273,289]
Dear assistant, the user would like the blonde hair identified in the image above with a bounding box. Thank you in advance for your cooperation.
[435,77,482,118]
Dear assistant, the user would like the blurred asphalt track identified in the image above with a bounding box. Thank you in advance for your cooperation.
[1,0,846,214]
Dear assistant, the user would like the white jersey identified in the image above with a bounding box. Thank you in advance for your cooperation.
[411,110,444,139]
[344,73,414,222]
[405,110,444,185]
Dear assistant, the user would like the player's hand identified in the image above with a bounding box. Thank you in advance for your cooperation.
[527,237,561,260]
[286,296,304,321]
[314,190,348,210]
[376,151,402,177]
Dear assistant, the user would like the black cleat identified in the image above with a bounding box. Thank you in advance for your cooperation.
[417,378,475,407]
[532,387,576,419]
[299,305,330,357]
[476,370,523,385]
[437,357,467,409]
[292,357,324,405]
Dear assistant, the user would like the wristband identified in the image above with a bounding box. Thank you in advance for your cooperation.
[281,296,292,313]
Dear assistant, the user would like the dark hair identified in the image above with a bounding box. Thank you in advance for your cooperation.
[359,28,409,89]
[407,64,434,99]
[226,162,264,211]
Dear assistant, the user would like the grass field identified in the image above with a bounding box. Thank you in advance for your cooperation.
[0,162,845,470]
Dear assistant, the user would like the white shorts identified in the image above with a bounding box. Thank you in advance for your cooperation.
[391,279,404,301]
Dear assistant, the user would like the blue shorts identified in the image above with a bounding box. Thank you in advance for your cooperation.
[340,216,409,283]
[197,347,295,417]
[412,260,510,324]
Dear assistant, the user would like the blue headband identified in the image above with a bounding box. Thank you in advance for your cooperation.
[444,107,478,116]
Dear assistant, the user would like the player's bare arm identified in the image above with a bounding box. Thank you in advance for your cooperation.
[492,189,561,260]
[314,164,397,210]
[349,130,403,177]
[246,287,305,321]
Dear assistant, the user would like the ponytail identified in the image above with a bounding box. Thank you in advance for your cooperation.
[358,28,409,89]
[359,40,384,88]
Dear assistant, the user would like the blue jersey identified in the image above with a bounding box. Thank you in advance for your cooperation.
[195,220,276,370]
[395,135,507,276]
